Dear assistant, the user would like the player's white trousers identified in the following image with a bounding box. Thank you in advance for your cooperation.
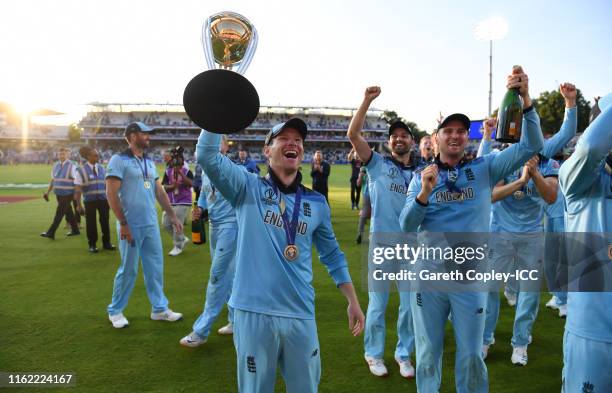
[192,225,237,339]
[107,224,169,315]
[233,309,320,393]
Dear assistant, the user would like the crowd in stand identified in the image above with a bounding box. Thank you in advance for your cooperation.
[80,111,385,131]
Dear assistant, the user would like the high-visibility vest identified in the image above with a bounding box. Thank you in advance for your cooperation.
[52,161,75,196]
[78,164,107,202]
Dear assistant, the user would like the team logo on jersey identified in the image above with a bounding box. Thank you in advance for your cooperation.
[581,381,594,393]
[416,293,423,307]
[311,348,319,357]
[388,166,400,179]
[263,210,308,235]
[262,187,278,205]
[247,356,257,373]
[465,168,475,181]
[303,202,312,217]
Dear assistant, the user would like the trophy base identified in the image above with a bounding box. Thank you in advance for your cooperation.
[183,69,260,134]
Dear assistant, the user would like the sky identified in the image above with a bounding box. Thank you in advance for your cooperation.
[1,0,611,130]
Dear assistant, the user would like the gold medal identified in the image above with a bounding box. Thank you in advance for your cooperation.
[144,181,151,189]
[284,244,299,261]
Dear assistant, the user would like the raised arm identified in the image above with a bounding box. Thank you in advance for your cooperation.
[488,68,544,184]
[559,92,612,198]
[196,130,248,207]
[541,83,578,158]
[347,87,380,163]
[477,118,496,158]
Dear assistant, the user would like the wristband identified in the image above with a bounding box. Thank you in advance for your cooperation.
[523,105,534,114]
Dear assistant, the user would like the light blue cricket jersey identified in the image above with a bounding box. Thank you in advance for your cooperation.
[478,108,576,231]
[559,93,612,342]
[544,162,565,220]
[489,157,559,233]
[365,151,416,233]
[106,149,159,228]
[196,131,351,320]
[400,109,544,233]
[197,172,237,229]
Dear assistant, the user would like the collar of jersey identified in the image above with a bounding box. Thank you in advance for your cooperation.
[388,155,416,170]
[267,166,302,194]
[123,148,147,160]
[434,154,470,170]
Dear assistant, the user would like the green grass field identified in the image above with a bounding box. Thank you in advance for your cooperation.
[0,164,565,392]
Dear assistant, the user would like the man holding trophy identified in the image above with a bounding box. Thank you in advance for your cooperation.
[184,12,365,393]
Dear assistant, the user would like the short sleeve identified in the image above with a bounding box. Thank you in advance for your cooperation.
[106,155,125,180]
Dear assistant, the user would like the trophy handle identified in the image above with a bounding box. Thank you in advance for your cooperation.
[235,27,258,75]
[201,17,216,70]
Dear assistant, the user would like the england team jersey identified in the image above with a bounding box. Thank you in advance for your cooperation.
[490,157,559,233]
[559,93,612,342]
[198,172,237,229]
[365,151,416,233]
[196,131,351,320]
[401,109,544,233]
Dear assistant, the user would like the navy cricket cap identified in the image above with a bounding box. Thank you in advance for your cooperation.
[389,120,414,138]
[124,121,154,137]
[265,118,308,146]
[437,113,471,131]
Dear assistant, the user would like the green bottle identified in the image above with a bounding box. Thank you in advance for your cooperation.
[496,65,524,143]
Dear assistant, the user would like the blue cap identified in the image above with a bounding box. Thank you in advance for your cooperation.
[265,118,308,145]
[124,121,154,137]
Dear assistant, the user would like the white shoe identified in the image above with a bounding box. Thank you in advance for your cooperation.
[217,323,233,335]
[108,313,129,328]
[180,237,190,249]
[168,247,182,256]
[364,355,388,377]
[545,296,560,310]
[529,334,533,344]
[558,304,567,318]
[395,356,415,379]
[482,338,495,359]
[511,346,528,366]
[151,309,183,322]
[504,290,517,307]
[179,332,207,347]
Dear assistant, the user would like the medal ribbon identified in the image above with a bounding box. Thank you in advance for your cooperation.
[389,159,412,189]
[441,168,462,194]
[267,175,302,248]
[134,155,149,185]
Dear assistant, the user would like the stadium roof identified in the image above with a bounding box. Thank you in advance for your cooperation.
[85,102,383,117]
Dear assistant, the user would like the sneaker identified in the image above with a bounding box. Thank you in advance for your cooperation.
[151,309,183,322]
[180,237,190,249]
[511,346,528,366]
[40,232,55,240]
[504,290,517,307]
[168,247,182,256]
[558,304,567,318]
[482,338,495,359]
[364,355,388,377]
[545,296,560,310]
[217,323,233,335]
[108,313,129,328]
[394,356,415,379]
[179,332,207,347]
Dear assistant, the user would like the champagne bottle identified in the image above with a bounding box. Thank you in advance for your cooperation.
[191,208,206,245]
[496,65,524,143]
